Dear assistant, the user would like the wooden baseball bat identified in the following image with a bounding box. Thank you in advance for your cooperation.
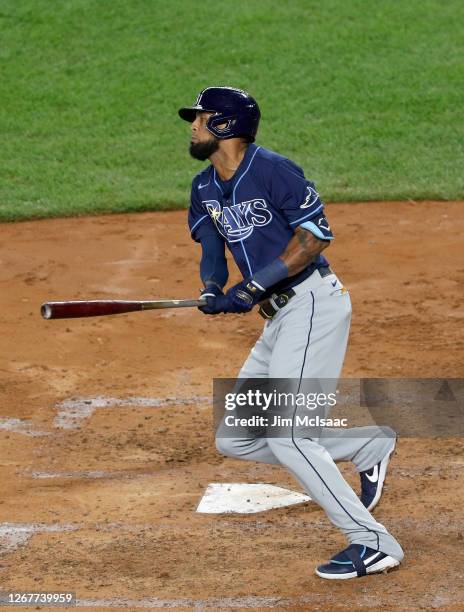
[41,298,206,320]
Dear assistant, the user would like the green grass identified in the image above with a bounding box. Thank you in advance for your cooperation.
[0,0,463,220]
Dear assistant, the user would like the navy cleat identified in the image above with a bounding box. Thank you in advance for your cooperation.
[360,442,396,511]
[315,544,400,580]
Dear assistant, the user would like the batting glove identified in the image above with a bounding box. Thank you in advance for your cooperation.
[198,284,224,315]
[225,280,265,313]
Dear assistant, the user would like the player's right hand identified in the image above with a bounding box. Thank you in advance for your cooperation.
[199,284,224,315]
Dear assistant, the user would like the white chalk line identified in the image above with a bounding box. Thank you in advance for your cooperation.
[76,591,463,609]
[0,396,210,435]
[26,469,154,480]
[74,595,326,608]
[54,395,211,429]
[0,523,77,554]
[0,417,50,437]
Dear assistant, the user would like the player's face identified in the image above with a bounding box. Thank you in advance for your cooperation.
[189,112,220,161]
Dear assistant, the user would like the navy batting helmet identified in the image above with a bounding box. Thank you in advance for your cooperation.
[178,86,260,142]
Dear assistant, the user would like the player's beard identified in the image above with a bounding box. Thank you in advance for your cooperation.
[189,137,220,161]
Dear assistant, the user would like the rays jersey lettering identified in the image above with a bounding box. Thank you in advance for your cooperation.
[204,198,273,242]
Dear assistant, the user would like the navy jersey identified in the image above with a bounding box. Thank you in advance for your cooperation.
[188,144,333,294]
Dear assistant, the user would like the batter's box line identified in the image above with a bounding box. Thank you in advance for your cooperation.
[0,522,182,555]
[23,469,156,481]
[74,593,386,608]
[53,394,211,429]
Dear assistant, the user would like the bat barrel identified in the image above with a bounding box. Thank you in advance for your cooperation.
[41,298,206,319]
[41,301,144,319]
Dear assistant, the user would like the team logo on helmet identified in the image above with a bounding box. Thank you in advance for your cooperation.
[204,199,272,242]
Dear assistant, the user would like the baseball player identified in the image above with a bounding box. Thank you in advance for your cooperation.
[179,87,403,579]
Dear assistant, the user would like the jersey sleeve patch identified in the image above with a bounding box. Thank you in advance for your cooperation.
[300,213,334,240]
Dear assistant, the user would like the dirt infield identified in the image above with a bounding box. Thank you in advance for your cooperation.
[0,201,463,610]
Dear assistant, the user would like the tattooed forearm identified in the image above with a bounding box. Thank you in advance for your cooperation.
[280,227,330,276]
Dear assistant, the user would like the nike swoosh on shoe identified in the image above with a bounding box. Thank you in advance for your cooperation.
[365,464,379,483]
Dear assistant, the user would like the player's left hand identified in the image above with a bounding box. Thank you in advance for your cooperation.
[225,280,265,313]
[198,284,224,315]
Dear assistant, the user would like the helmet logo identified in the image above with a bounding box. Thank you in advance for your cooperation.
[213,118,237,133]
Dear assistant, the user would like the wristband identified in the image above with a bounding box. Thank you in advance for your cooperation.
[252,258,289,290]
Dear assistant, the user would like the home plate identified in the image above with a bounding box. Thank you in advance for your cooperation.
[197,483,311,514]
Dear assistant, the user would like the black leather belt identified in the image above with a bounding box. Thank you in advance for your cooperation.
[258,266,333,320]
[258,288,296,320]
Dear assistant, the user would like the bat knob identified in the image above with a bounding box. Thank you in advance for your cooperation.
[41,304,52,319]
